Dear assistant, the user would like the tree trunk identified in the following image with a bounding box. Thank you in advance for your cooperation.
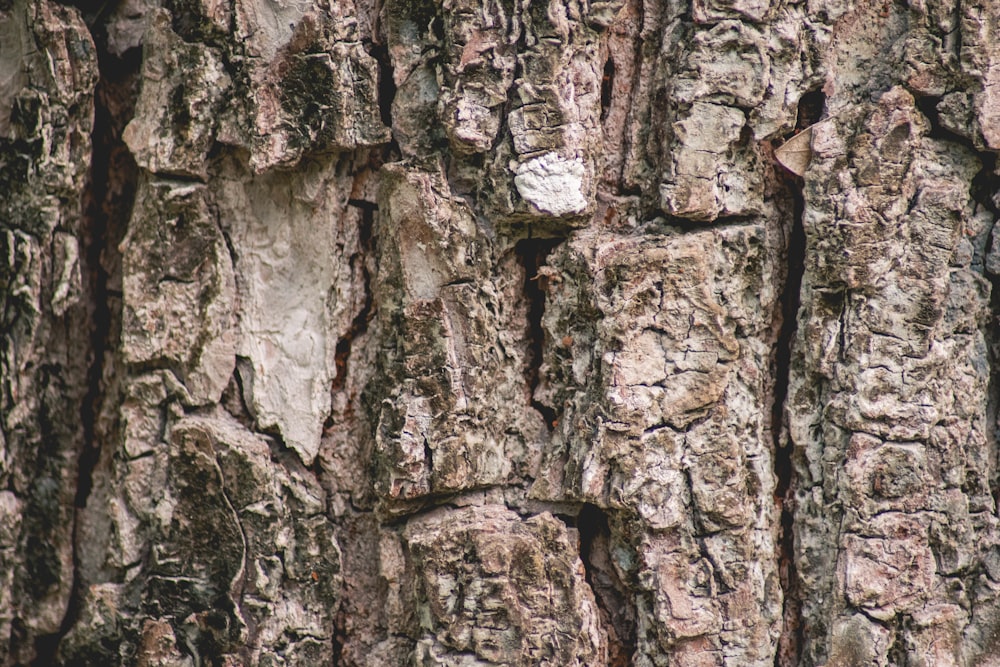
[3,0,1000,664]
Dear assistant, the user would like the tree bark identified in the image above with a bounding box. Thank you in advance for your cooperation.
[2,0,1000,665]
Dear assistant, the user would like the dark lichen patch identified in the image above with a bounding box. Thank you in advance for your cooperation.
[167,84,194,141]
[164,0,229,44]
[137,428,245,652]
[269,18,390,160]
[279,54,340,150]
[382,0,442,47]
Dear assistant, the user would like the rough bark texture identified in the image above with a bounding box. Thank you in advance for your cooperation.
[3,0,1000,665]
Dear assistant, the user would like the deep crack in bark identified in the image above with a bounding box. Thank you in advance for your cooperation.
[34,26,142,667]
[578,503,636,666]
[332,197,378,394]
[515,238,564,430]
[73,44,140,511]
[772,182,805,667]
[771,88,821,667]
[600,56,615,123]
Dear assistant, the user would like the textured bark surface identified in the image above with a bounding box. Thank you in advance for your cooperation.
[3,0,1000,665]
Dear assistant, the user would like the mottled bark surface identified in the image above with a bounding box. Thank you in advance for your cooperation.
[3,0,1000,665]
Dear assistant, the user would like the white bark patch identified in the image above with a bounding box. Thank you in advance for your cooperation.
[216,162,348,467]
[513,153,588,216]
[51,232,81,317]
[235,216,332,466]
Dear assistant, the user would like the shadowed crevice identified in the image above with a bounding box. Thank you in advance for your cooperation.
[772,88,821,667]
[578,503,636,667]
[514,237,564,430]
[32,27,143,667]
[73,45,141,511]
[365,33,400,162]
[600,56,615,123]
[772,182,805,667]
[331,197,378,395]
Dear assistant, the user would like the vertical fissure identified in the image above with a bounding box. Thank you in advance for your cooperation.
[577,503,636,667]
[73,44,140,511]
[366,31,398,158]
[888,621,910,667]
[772,89,820,667]
[332,198,378,394]
[600,56,615,122]
[772,180,805,667]
[39,26,143,665]
[514,237,563,430]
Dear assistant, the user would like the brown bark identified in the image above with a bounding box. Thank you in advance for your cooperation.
[3,0,1000,665]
